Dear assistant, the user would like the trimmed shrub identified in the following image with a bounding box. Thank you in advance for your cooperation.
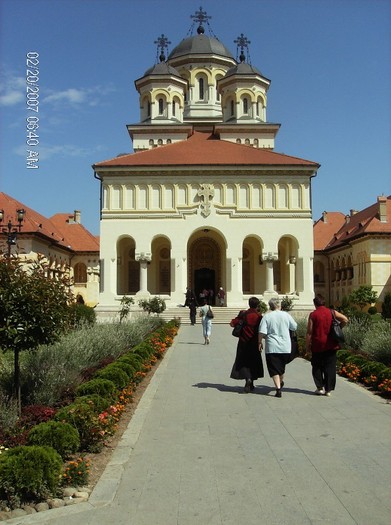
[0,445,62,509]
[54,402,106,452]
[27,421,80,459]
[74,394,111,414]
[109,361,135,380]
[75,378,117,400]
[96,366,129,389]
[368,306,378,315]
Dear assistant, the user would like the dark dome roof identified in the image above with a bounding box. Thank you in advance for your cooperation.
[225,61,263,78]
[168,34,234,60]
[144,61,181,76]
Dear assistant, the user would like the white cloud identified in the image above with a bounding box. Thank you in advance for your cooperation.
[0,74,25,107]
[43,84,115,107]
[14,143,104,161]
[44,88,88,104]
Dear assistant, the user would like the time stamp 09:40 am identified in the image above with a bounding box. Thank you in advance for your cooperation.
[26,52,40,169]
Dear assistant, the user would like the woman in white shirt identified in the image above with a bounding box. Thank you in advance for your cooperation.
[258,298,297,397]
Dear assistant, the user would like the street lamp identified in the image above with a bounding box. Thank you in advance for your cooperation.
[0,208,26,258]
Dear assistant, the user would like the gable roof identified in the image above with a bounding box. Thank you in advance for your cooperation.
[314,195,391,251]
[93,131,320,169]
[0,193,99,254]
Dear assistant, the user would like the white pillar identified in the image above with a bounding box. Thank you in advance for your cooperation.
[289,256,297,294]
[262,252,278,294]
[135,252,151,296]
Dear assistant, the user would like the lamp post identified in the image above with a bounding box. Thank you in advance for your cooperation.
[0,208,26,258]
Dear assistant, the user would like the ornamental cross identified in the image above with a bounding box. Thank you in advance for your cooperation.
[197,184,214,217]
[234,33,251,62]
[191,7,211,26]
[154,34,171,62]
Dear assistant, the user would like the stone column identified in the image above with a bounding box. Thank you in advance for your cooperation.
[135,252,151,296]
[289,256,297,294]
[262,252,278,294]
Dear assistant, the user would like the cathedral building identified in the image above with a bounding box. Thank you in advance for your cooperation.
[93,8,320,315]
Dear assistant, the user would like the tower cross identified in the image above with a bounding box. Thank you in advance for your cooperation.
[191,6,211,26]
[154,34,171,62]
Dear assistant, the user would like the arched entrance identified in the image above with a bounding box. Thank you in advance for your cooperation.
[188,233,224,304]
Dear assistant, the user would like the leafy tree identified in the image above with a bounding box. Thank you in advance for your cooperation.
[382,292,391,320]
[138,296,166,315]
[348,285,378,311]
[0,258,73,412]
[119,295,134,323]
[281,296,293,311]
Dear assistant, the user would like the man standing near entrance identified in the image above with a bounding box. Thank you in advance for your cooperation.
[217,287,225,306]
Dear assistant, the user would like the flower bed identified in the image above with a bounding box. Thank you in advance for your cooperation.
[0,320,180,511]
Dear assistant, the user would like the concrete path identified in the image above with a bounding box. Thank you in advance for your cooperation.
[6,324,391,525]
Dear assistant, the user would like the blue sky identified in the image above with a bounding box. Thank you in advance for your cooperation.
[1,0,390,235]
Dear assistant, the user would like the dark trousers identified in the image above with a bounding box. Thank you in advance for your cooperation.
[311,350,337,392]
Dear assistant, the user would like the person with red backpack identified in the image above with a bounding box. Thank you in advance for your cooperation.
[230,297,264,393]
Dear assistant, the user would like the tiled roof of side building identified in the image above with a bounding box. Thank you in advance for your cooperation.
[93,131,320,168]
[50,214,100,252]
[314,195,391,251]
[0,192,98,254]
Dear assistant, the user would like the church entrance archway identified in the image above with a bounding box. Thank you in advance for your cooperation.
[188,232,226,305]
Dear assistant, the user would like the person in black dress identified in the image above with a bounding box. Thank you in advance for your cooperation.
[230,296,264,393]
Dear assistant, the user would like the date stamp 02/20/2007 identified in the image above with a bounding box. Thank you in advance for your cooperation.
[26,51,40,169]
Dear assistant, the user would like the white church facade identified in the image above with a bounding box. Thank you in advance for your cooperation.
[93,8,319,315]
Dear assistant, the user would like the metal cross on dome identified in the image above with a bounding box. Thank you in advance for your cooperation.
[154,34,171,62]
[191,6,212,26]
[234,33,251,62]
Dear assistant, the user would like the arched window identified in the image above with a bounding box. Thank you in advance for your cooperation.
[147,101,151,117]
[198,77,205,100]
[230,100,234,116]
[172,100,176,116]
[74,262,87,284]
[243,97,248,114]
[158,98,164,115]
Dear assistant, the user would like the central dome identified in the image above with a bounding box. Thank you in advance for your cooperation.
[168,33,234,60]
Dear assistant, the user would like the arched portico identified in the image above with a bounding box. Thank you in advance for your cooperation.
[188,229,227,303]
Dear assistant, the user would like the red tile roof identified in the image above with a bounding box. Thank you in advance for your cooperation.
[94,131,320,168]
[0,193,98,254]
[313,212,346,250]
[314,195,391,251]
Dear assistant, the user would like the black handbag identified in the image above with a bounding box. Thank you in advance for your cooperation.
[231,310,246,337]
[288,330,299,362]
[206,306,214,319]
[329,309,345,343]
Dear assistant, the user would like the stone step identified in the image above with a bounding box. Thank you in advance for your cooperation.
[160,306,240,325]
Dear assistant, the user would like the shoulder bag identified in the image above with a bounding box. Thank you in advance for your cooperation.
[329,309,345,343]
[206,306,214,319]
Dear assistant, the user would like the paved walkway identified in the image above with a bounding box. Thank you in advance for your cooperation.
[6,324,391,525]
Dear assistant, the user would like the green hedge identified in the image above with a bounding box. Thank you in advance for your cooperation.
[0,445,62,509]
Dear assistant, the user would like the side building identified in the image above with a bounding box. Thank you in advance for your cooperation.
[0,192,100,306]
[313,195,391,308]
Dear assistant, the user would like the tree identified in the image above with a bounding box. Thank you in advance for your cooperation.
[138,297,166,315]
[0,258,73,412]
[348,285,378,311]
[382,292,391,320]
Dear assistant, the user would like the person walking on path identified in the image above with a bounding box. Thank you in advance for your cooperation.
[188,292,198,325]
[306,294,348,396]
[258,298,297,397]
[230,296,264,393]
[199,298,213,344]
